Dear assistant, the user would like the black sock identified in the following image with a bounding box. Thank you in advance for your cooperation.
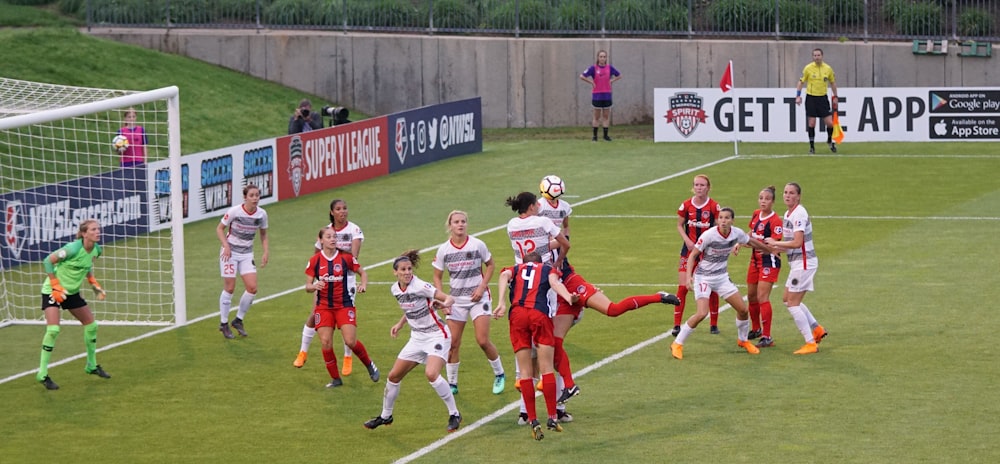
[592,127,598,137]
[827,127,833,143]
[807,127,816,145]
[603,127,609,137]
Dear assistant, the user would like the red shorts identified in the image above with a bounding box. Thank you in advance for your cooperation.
[677,254,690,273]
[508,306,554,352]
[556,273,597,317]
[313,306,357,329]
[746,264,780,284]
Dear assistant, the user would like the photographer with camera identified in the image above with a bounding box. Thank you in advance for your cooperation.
[288,98,324,135]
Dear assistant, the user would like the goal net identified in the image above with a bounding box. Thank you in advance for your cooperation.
[0,77,186,327]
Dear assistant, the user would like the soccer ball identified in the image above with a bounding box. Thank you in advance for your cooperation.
[112,134,129,152]
[539,175,565,200]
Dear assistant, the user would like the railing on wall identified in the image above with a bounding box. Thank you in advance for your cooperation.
[78,0,999,42]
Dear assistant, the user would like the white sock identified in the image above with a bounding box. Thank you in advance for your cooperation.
[787,305,815,342]
[431,376,459,416]
[344,343,353,358]
[300,325,316,352]
[736,318,750,342]
[219,290,233,323]
[799,303,819,327]
[556,373,565,398]
[489,356,504,376]
[381,381,400,418]
[446,362,460,386]
[236,291,254,320]
[513,358,520,380]
[675,323,695,345]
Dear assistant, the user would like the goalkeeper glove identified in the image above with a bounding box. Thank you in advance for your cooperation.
[49,278,67,304]
[88,276,106,301]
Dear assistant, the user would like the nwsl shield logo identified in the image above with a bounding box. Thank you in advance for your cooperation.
[287,136,304,197]
[394,117,407,164]
[665,92,708,137]
[4,200,26,259]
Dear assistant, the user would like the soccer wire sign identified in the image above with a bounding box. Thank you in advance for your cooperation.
[0,78,186,327]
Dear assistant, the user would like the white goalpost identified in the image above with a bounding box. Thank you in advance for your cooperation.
[0,77,186,327]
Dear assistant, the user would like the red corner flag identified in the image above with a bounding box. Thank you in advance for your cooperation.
[719,60,734,93]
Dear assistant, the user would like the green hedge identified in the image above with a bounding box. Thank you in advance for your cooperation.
[895,1,942,36]
[958,7,995,37]
[780,0,824,34]
[709,0,774,32]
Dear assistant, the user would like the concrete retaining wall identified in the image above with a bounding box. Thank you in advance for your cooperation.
[89,29,998,129]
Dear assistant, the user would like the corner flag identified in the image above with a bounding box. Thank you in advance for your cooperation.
[719,61,734,92]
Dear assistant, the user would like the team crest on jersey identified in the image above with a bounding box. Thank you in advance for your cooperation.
[287,136,304,197]
[664,92,707,137]
[762,267,771,276]
[575,284,586,294]
[333,263,342,273]
[4,200,27,259]
[774,226,783,234]
[701,210,712,222]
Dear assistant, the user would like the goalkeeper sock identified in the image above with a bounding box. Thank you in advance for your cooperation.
[300,324,316,353]
[37,325,60,381]
[219,290,233,324]
[84,322,99,370]
[606,294,660,317]
[236,291,254,320]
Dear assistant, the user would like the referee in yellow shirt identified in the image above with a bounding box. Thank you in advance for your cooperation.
[795,48,839,154]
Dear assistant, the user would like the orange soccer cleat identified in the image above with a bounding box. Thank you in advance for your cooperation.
[794,342,818,355]
[670,342,684,360]
[738,340,760,355]
[293,351,307,368]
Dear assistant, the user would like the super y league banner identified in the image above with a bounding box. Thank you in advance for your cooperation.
[2,168,148,268]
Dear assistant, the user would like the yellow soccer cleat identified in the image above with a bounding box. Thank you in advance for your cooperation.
[670,342,684,360]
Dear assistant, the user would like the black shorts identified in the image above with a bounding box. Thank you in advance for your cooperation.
[805,95,832,118]
[592,99,612,109]
[40,292,87,311]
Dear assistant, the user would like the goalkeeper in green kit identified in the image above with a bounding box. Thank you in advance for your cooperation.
[37,219,111,390]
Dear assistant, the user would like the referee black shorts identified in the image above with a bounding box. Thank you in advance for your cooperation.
[805,94,832,118]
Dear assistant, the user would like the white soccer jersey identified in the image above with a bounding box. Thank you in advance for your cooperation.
[391,275,448,335]
[433,236,492,298]
[314,220,364,253]
[693,225,749,277]
[220,204,268,255]
[506,215,561,264]
[783,205,818,270]
[536,198,572,230]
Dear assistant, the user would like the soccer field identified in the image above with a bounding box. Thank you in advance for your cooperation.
[2,137,999,463]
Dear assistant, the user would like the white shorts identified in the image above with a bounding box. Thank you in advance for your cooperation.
[220,251,256,278]
[397,330,452,364]
[693,273,739,300]
[785,268,816,293]
[445,296,492,323]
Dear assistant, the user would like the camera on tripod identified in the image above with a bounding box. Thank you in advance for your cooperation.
[321,106,351,126]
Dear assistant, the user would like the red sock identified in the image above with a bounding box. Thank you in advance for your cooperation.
[709,292,720,326]
[761,301,773,337]
[322,348,340,380]
[349,339,372,366]
[749,302,761,331]
[675,286,688,326]
[519,378,537,421]
[541,372,558,419]
[554,337,575,388]
[606,294,661,317]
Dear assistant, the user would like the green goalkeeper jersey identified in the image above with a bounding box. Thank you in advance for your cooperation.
[40,239,103,295]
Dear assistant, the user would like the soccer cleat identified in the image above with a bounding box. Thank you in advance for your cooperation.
[514,379,521,392]
[447,414,462,433]
[366,361,380,382]
[557,384,580,404]
[230,318,247,337]
[671,325,681,337]
[363,415,393,429]
[738,340,761,355]
[756,336,775,348]
[530,419,544,441]
[547,418,564,432]
[830,142,837,153]
[450,384,459,395]
[794,342,819,355]
[658,291,681,305]
[710,325,720,334]
[591,136,598,142]
[813,325,828,344]
[40,375,59,390]
[293,351,308,368]
[219,323,234,339]
[492,374,506,394]
[809,145,815,154]
[603,135,612,142]
[517,412,529,425]
[326,377,343,388]
[86,365,111,379]
[670,342,683,360]
[341,355,353,376]
[557,410,574,423]
[748,329,762,340]
[535,379,544,392]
